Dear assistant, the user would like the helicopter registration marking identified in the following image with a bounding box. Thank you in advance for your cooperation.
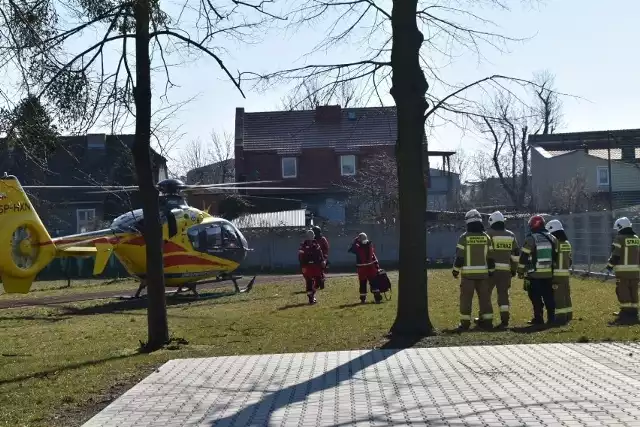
[0,202,31,215]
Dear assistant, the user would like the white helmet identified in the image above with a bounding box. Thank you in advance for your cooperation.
[358,232,369,244]
[488,211,505,226]
[465,209,482,224]
[305,229,315,240]
[546,219,564,233]
[614,217,632,231]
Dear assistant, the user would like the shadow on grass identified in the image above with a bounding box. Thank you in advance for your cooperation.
[277,303,311,311]
[55,291,239,316]
[0,352,140,386]
[0,315,73,323]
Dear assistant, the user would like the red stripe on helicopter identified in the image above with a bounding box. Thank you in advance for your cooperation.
[124,237,187,254]
[163,254,222,268]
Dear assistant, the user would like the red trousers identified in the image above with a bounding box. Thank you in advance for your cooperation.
[302,265,323,293]
[357,264,378,282]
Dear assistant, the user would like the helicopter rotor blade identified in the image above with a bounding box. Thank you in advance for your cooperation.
[181,180,279,188]
[183,186,324,191]
[23,185,139,190]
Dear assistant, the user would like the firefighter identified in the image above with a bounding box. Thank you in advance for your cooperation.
[348,232,382,304]
[312,225,329,289]
[485,211,520,328]
[546,219,573,325]
[298,229,325,305]
[452,209,496,330]
[605,216,640,324]
[518,215,558,325]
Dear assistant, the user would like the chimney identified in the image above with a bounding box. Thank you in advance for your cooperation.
[234,107,245,182]
[315,105,341,122]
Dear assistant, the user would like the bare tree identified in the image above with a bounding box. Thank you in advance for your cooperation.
[0,0,279,351]
[241,0,549,337]
[476,71,562,211]
[342,152,398,222]
[280,76,363,110]
[172,131,234,183]
[545,173,592,214]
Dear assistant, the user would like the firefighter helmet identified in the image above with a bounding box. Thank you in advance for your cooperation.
[546,219,564,233]
[358,232,369,244]
[464,209,483,224]
[488,211,505,225]
[528,215,545,231]
[305,229,315,240]
[312,225,321,234]
[614,217,632,231]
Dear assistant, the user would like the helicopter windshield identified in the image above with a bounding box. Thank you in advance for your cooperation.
[187,221,244,254]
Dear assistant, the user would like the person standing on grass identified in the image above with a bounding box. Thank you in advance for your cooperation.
[452,209,496,331]
[518,215,558,326]
[484,211,520,329]
[312,225,329,289]
[546,219,573,325]
[348,232,382,304]
[298,229,325,305]
[605,216,640,324]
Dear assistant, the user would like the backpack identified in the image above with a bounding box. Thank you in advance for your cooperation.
[373,269,392,300]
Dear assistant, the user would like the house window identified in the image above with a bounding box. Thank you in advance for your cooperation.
[76,208,96,233]
[597,166,609,187]
[340,155,356,176]
[282,157,297,178]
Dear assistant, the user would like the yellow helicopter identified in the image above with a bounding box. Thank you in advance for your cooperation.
[0,174,315,297]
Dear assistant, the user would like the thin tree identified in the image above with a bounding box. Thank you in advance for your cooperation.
[173,131,235,183]
[241,0,543,337]
[0,0,280,351]
[280,76,363,110]
[476,71,563,211]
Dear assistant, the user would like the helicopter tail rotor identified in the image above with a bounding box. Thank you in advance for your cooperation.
[0,175,57,293]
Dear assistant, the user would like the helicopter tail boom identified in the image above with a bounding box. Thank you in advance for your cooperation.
[0,174,57,293]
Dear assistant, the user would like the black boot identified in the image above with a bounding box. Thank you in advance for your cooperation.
[374,293,382,304]
[528,317,544,325]
[319,279,325,290]
[360,295,366,304]
[477,319,493,330]
[308,294,317,305]
[456,320,471,332]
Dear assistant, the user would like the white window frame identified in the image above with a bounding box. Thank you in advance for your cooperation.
[76,208,96,233]
[281,157,297,179]
[340,155,356,176]
[597,166,609,187]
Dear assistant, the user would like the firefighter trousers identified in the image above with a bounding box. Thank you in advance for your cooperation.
[615,277,639,320]
[527,277,555,323]
[552,278,572,324]
[489,272,511,324]
[460,277,493,327]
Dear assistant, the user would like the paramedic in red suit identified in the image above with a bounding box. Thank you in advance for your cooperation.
[349,232,382,304]
[299,229,325,305]
[312,225,329,289]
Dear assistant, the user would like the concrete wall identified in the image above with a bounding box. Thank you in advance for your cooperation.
[239,222,527,272]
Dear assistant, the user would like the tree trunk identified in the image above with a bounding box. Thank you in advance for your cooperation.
[133,0,169,351]
[389,0,433,337]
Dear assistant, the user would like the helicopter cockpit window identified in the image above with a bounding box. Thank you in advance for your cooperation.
[221,224,240,248]
[188,224,223,252]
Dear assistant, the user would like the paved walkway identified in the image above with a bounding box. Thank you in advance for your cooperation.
[83,343,640,426]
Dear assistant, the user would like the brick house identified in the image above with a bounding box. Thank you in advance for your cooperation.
[233,105,458,223]
[0,133,168,235]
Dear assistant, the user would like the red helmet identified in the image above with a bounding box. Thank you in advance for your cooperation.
[528,215,545,231]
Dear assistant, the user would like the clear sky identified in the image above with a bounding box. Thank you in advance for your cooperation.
[4,0,640,173]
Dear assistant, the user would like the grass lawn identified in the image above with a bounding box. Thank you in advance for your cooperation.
[0,270,637,426]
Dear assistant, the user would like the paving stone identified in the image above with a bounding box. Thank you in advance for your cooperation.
[83,343,640,426]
